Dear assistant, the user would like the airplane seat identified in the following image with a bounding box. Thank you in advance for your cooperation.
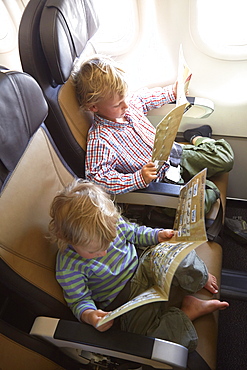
[0,69,224,369]
[18,0,99,178]
[0,69,47,191]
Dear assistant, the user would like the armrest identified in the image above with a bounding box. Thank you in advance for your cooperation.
[30,317,188,369]
[184,97,214,119]
[115,182,181,209]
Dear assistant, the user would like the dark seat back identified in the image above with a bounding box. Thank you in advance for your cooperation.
[19,0,99,177]
[0,69,47,190]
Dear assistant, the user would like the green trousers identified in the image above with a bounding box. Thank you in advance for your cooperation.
[180,138,234,179]
[120,249,208,352]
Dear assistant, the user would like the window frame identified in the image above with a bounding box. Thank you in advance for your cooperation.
[189,0,247,61]
[90,0,139,56]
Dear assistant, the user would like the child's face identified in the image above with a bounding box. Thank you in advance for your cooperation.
[90,94,128,122]
[73,240,109,259]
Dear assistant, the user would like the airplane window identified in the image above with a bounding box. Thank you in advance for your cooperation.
[91,0,139,55]
[190,0,247,60]
[90,0,176,92]
[0,1,16,53]
[0,0,28,69]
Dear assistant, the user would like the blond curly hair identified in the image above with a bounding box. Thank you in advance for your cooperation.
[49,179,120,252]
[72,54,128,110]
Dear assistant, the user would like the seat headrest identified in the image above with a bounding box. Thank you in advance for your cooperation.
[0,70,48,188]
[40,0,99,84]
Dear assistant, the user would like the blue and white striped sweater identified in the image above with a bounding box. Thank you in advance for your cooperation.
[56,216,160,321]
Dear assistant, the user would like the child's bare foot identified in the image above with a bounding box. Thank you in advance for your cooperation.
[181,295,229,322]
[204,273,219,294]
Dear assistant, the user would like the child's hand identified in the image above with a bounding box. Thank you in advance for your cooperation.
[141,161,157,184]
[81,309,114,332]
[158,229,175,242]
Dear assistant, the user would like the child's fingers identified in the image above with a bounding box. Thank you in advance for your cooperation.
[96,319,114,332]
[145,161,157,169]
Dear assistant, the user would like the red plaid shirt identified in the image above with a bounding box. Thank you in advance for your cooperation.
[85,85,176,194]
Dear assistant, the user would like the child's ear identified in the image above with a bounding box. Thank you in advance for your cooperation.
[89,105,98,113]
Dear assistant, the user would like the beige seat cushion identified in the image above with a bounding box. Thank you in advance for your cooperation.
[1,332,65,370]
[0,127,74,304]
[58,77,93,152]
[194,241,222,370]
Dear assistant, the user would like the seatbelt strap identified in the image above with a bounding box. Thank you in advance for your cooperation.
[206,198,223,242]
[187,350,211,370]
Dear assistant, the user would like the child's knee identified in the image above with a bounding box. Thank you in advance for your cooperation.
[224,154,234,172]
[217,139,234,172]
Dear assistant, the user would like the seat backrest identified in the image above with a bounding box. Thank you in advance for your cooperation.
[19,0,99,177]
[0,69,47,190]
[0,70,75,320]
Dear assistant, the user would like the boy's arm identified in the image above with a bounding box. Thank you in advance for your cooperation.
[133,85,176,115]
[120,218,174,246]
[86,139,147,194]
[56,268,97,321]
[119,217,161,247]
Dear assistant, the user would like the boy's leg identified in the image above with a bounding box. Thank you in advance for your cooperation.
[128,248,155,299]
[173,250,208,293]
[120,301,198,351]
[180,137,234,179]
[129,249,208,300]
[120,249,208,351]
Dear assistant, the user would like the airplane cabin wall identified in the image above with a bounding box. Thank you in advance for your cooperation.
[0,0,28,70]
[113,0,247,200]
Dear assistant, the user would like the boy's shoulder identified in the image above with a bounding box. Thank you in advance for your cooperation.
[88,121,115,141]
